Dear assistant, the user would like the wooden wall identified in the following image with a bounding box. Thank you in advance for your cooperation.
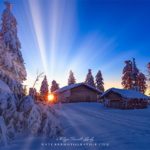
[103,92,148,109]
[57,85,99,103]
[70,85,98,102]
[104,92,122,101]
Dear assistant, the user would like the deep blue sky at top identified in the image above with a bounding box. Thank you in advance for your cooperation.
[0,0,150,89]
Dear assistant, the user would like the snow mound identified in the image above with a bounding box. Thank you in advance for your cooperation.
[0,116,8,146]
[0,90,16,146]
[0,80,11,93]
[19,96,62,137]
[19,96,34,112]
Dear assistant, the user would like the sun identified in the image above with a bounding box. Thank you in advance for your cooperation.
[48,94,55,102]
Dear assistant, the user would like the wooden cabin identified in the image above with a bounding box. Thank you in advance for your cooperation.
[100,88,149,109]
[53,83,102,103]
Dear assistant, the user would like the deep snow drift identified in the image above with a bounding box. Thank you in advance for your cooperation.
[1,102,150,150]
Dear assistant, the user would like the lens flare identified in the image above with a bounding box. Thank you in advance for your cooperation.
[48,94,55,102]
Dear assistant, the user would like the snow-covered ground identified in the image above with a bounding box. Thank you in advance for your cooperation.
[2,103,150,150]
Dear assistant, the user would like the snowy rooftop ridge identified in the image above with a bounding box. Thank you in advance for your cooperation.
[101,88,149,100]
[54,83,102,94]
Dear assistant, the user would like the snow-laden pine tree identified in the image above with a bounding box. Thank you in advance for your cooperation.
[51,80,59,92]
[122,58,147,92]
[131,58,140,90]
[122,60,133,89]
[137,72,147,94]
[122,59,140,90]
[40,76,49,100]
[0,2,62,145]
[147,63,150,80]
[147,62,150,95]
[85,69,95,87]
[68,70,76,85]
[95,70,104,92]
[0,1,26,98]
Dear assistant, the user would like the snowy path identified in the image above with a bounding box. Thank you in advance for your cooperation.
[56,103,150,150]
[3,103,150,150]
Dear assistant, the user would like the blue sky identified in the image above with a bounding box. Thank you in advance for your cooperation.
[0,0,150,91]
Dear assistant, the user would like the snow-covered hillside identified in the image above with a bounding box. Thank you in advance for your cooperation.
[2,103,150,150]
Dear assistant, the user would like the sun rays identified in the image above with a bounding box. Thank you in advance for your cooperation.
[24,0,132,91]
[27,0,77,80]
[28,0,48,76]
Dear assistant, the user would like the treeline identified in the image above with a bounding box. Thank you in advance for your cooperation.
[27,58,150,101]
[27,69,104,101]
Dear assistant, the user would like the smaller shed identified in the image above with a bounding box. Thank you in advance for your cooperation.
[100,88,149,109]
[53,83,102,103]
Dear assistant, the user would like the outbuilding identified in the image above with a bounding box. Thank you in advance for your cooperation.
[53,83,102,103]
[100,88,149,109]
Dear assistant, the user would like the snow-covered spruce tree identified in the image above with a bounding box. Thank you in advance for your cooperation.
[122,58,147,93]
[122,60,133,89]
[137,72,147,94]
[40,76,49,100]
[85,69,95,87]
[95,70,104,92]
[131,58,140,90]
[0,2,62,146]
[68,70,76,85]
[51,80,59,92]
[122,59,140,90]
[147,62,150,95]
[147,63,150,80]
[0,1,26,99]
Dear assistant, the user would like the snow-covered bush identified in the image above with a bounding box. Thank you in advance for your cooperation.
[19,96,62,137]
[0,89,17,145]
[0,94,62,146]
[27,104,42,135]
[19,96,34,113]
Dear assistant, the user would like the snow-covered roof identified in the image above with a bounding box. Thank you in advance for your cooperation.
[101,88,149,100]
[0,80,11,93]
[54,83,102,94]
